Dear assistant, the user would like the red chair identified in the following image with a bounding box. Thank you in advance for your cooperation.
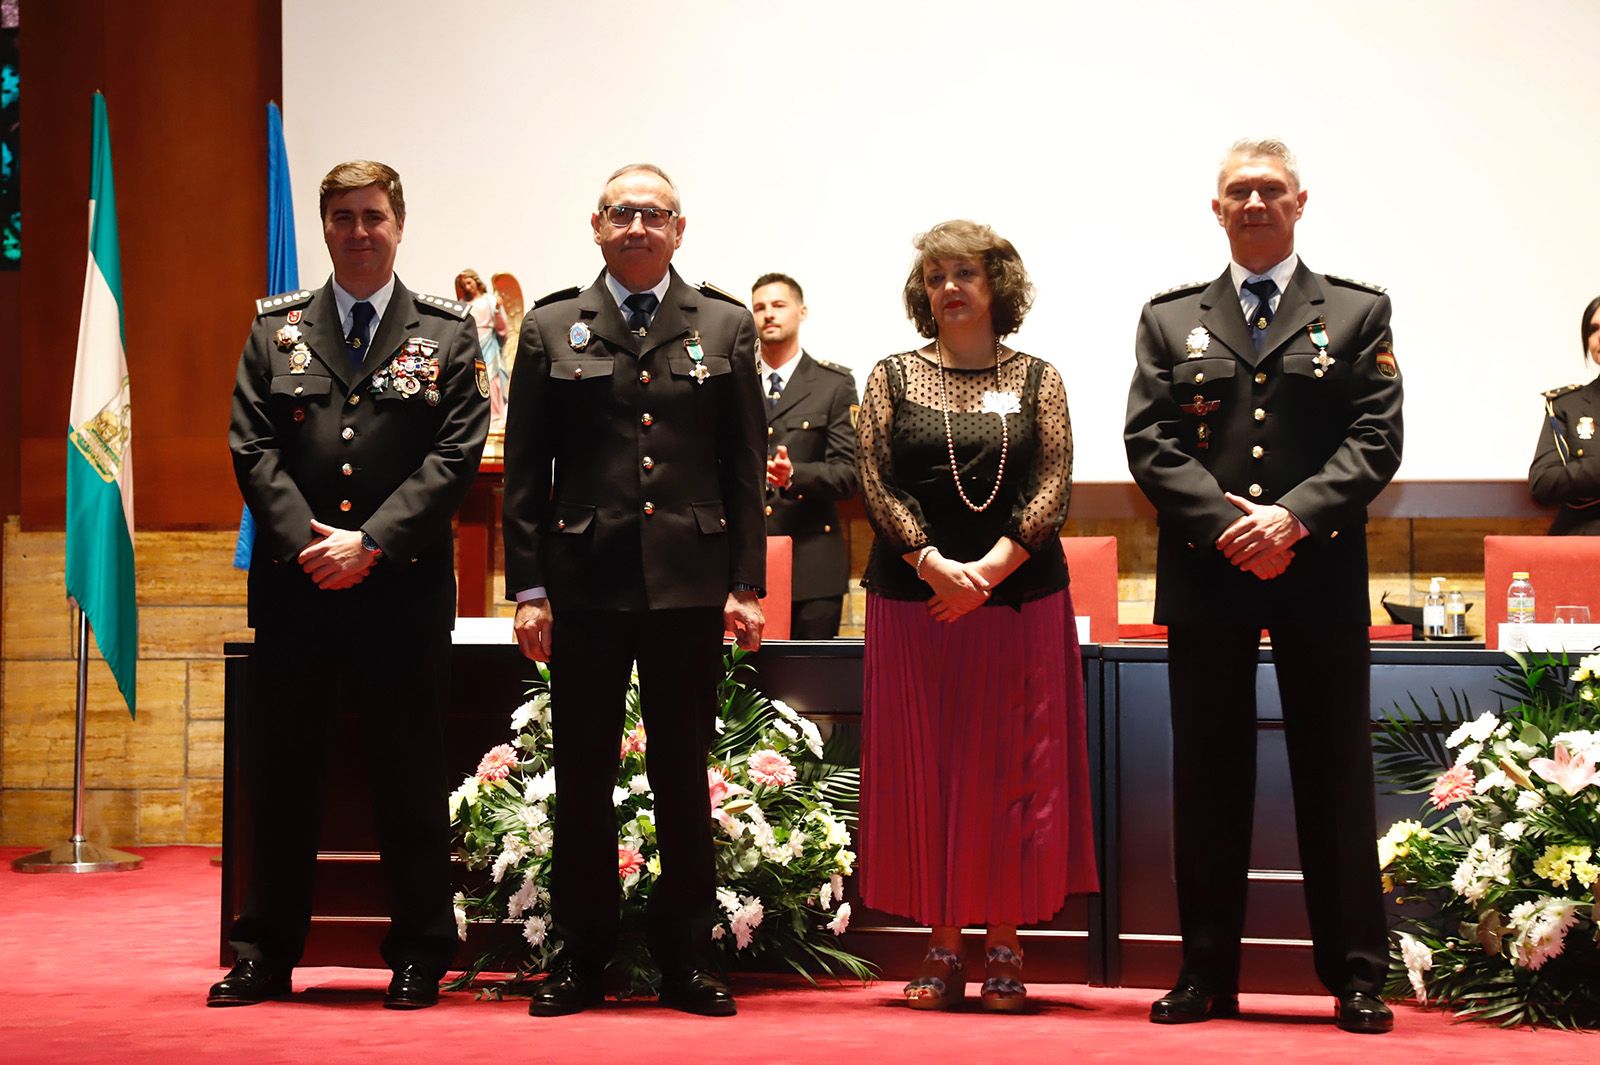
[1483,535,1600,649]
[1059,536,1119,644]
[760,535,793,641]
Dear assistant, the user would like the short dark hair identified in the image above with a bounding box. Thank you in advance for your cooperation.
[319,160,405,226]
[752,272,803,303]
[1583,295,1600,361]
[902,220,1034,339]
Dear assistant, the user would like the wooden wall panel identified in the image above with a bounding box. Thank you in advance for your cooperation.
[18,0,280,531]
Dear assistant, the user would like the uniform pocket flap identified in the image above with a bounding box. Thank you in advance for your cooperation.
[691,500,728,534]
[1171,357,1236,387]
[270,375,333,397]
[549,359,616,381]
[547,502,596,534]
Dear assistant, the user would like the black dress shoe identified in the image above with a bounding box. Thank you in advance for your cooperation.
[384,963,441,1010]
[659,969,737,1017]
[529,959,604,1017]
[207,959,292,1007]
[1335,991,1394,1034]
[1149,981,1240,1024]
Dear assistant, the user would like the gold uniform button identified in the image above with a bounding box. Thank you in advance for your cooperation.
[795,493,804,501]
[641,412,653,427]
[639,370,651,384]
[801,420,811,429]
[823,524,832,533]
[642,456,654,470]
[557,519,567,530]
[1253,408,1266,422]
[341,463,353,476]
[1193,372,1204,384]
[293,385,304,396]
[339,499,352,512]
[573,366,584,379]
[1248,483,1262,498]
[764,505,774,516]
[1255,372,1267,385]
[1251,445,1264,459]
[1578,448,1586,457]
[1330,530,1340,539]
[347,394,360,406]
[767,426,775,437]
[342,427,355,440]
[643,501,655,516]
[718,518,727,528]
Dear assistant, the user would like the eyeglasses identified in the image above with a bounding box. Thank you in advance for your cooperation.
[601,204,677,229]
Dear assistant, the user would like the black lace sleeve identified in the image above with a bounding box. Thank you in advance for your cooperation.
[856,355,931,553]
[1005,358,1073,550]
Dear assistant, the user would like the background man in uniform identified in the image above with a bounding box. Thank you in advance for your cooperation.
[751,272,858,638]
[1124,138,1403,1034]
[502,163,766,1018]
[219,160,489,1009]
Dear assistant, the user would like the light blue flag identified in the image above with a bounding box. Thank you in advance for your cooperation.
[234,101,299,570]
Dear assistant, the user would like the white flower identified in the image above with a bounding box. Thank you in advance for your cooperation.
[1516,790,1545,812]
[613,785,630,807]
[730,895,764,950]
[1474,769,1511,793]
[492,837,530,883]
[523,769,556,803]
[772,719,800,748]
[830,873,844,903]
[818,878,834,911]
[981,390,1022,416]
[797,717,825,759]
[711,924,725,941]
[827,902,852,936]
[1455,742,1483,766]
[628,772,652,796]
[453,891,468,942]
[528,824,554,856]
[448,776,480,820]
[1501,821,1527,841]
[518,803,549,830]
[1494,721,1514,740]
[809,811,851,848]
[716,886,742,918]
[507,874,540,918]
[788,829,808,857]
[1508,898,1583,970]
[1552,729,1600,764]
[772,699,800,722]
[522,914,548,948]
[713,715,725,735]
[511,693,550,731]
[1395,932,1432,1003]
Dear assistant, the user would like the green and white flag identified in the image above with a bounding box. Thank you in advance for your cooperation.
[66,92,137,717]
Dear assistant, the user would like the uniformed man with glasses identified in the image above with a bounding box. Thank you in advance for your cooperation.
[502,163,766,1019]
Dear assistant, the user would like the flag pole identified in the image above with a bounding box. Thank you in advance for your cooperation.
[11,608,142,873]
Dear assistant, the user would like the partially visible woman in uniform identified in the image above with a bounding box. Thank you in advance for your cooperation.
[1530,295,1600,534]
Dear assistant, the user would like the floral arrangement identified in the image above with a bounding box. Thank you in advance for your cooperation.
[1375,652,1600,1028]
[447,650,872,996]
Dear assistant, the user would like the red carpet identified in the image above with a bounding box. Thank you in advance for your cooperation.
[1,846,1592,1064]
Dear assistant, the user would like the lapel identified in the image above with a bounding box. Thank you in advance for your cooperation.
[639,269,695,360]
[360,276,418,382]
[1197,269,1257,366]
[1256,262,1325,358]
[576,272,638,356]
[299,280,357,392]
[767,351,813,423]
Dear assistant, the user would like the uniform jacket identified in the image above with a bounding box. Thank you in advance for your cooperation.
[502,269,766,611]
[229,278,491,632]
[1530,377,1600,535]
[1125,262,1404,624]
[763,351,858,601]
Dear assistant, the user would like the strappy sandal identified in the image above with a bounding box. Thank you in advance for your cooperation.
[980,944,1027,1012]
[903,947,964,1010]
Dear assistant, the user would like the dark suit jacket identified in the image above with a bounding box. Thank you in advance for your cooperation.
[229,278,490,632]
[1530,378,1600,534]
[764,352,858,601]
[502,269,766,611]
[1125,262,1404,624]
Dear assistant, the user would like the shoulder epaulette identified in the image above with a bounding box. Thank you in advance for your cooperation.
[533,286,582,309]
[1543,383,1585,401]
[699,281,747,308]
[1325,273,1387,295]
[813,357,855,377]
[255,289,313,316]
[1151,281,1206,304]
[414,292,470,319]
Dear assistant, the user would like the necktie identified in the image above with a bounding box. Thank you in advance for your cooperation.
[347,300,376,367]
[768,370,784,409]
[623,292,659,334]
[1242,278,1278,352]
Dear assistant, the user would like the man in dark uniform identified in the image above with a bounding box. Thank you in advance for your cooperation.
[751,272,858,638]
[217,161,489,1009]
[1124,138,1403,1034]
[502,163,766,1018]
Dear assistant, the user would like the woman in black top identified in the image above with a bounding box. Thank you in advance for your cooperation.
[855,220,1097,1012]
[1530,295,1600,534]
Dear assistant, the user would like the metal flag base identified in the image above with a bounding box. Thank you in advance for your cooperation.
[12,837,143,874]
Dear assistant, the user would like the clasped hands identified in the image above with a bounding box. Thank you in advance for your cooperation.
[1216,493,1304,581]
[766,445,793,490]
[298,519,376,590]
[921,551,991,623]
[513,590,765,664]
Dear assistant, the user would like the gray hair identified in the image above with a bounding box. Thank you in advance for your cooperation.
[1218,138,1300,191]
[597,163,682,213]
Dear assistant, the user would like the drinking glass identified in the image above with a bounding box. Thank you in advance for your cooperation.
[1553,605,1591,625]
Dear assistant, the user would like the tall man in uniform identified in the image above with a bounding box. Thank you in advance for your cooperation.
[503,163,767,1017]
[751,273,858,639]
[1124,139,1403,1034]
[219,161,489,1008]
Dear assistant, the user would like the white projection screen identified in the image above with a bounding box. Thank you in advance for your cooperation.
[283,0,1600,483]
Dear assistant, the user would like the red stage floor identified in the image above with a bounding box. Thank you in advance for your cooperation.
[0,846,1592,1064]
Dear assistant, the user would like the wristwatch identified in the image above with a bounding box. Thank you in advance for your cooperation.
[731,582,761,595]
[360,531,383,560]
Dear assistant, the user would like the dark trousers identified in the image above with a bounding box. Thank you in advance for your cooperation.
[1166,622,1388,997]
[548,607,725,975]
[229,630,457,975]
[791,595,844,640]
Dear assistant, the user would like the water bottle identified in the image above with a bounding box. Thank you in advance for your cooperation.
[1446,586,1469,637]
[1507,571,1536,625]
[1422,577,1446,639]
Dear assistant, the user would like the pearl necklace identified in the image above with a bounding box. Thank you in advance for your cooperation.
[935,338,1008,513]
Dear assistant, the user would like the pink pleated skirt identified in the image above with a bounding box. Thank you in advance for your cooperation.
[859,587,1098,926]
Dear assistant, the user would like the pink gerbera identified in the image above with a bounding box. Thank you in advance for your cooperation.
[1429,764,1476,810]
[747,749,797,788]
[475,744,519,782]
[618,845,644,879]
